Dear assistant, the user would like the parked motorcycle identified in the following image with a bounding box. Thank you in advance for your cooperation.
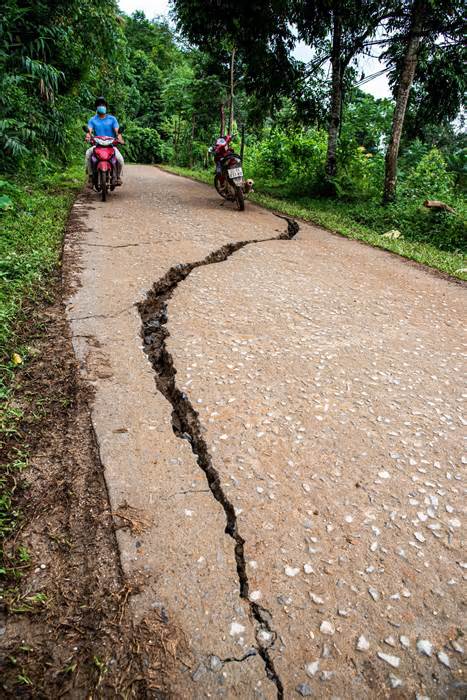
[211,135,253,211]
[83,125,124,202]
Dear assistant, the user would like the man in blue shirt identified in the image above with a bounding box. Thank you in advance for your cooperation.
[85,97,124,185]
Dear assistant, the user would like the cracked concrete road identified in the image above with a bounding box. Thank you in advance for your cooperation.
[66,165,465,698]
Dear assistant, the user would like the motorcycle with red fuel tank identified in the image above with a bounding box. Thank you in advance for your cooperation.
[82,125,124,202]
[210,134,253,211]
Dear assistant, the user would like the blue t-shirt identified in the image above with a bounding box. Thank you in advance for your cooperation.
[87,114,119,137]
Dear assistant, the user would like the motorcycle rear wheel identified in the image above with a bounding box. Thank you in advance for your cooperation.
[100,170,107,202]
[214,174,229,200]
[235,185,245,211]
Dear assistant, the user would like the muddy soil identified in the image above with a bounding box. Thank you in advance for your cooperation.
[0,203,179,698]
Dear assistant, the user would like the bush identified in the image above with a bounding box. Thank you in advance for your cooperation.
[286,129,328,194]
[348,197,466,252]
[125,124,165,164]
[244,128,328,195]
[400,148,455,201]
[245,129,386,199]
[244,130,292,181]
[334,146,384,200]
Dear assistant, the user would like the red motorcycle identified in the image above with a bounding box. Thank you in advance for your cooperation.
[210,135,253,211]
[83,125,124,201]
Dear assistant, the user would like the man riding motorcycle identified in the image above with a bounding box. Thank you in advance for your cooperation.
[85,97,124,187]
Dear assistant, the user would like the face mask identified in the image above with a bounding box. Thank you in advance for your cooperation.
[96,105,107,115]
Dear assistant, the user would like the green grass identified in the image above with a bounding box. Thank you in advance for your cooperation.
[161,165,466,281]
[0,164,83,585]
[0,165,84,349]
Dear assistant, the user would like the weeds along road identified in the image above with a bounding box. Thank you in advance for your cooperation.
[65,165,465,698]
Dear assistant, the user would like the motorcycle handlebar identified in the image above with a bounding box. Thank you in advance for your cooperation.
[86,137,124,146]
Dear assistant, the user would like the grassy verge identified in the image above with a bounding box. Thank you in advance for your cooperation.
[161,164,466,281]
[0,165,83,583]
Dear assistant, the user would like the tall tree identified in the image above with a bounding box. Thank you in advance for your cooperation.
[383,0,426,202]
[292,1,392,184]
[228,46,236,134]
[403,43,467,143]
[382,0,465,202]
[170,0,298,119]
[123,13,183,130]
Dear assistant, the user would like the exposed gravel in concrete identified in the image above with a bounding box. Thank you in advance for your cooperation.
[168,230,465,697]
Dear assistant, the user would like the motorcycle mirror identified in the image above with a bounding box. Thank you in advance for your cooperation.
[82,125,88,133]
[119,125,125,134]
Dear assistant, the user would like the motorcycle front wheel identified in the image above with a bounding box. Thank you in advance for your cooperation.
[99,170,107,202]
[235,185,245,211]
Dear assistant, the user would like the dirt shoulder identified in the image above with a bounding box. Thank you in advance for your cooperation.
[0,200,178,698]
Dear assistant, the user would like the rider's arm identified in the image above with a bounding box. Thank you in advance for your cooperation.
[112,116,124,144]
[114,126,124,144]
[86,117,94,142]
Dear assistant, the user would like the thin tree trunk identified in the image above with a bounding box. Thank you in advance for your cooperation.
[174,113,181,161]
[189,113,195,168]
[229,46,236,135]
[220,103,225,136]
[383,0,425,203]
[240,123,245,162]
[173,122,178,161]
[325,11,343,180]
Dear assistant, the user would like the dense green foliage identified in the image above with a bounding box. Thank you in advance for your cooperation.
[0,170,82,347]
[241,128,466,252]
[1,0,123,167]
[1,2,465,206]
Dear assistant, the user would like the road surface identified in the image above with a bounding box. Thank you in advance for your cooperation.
[65,165,465,698]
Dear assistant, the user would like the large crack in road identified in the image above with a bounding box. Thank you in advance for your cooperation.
[138,216,299,697]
